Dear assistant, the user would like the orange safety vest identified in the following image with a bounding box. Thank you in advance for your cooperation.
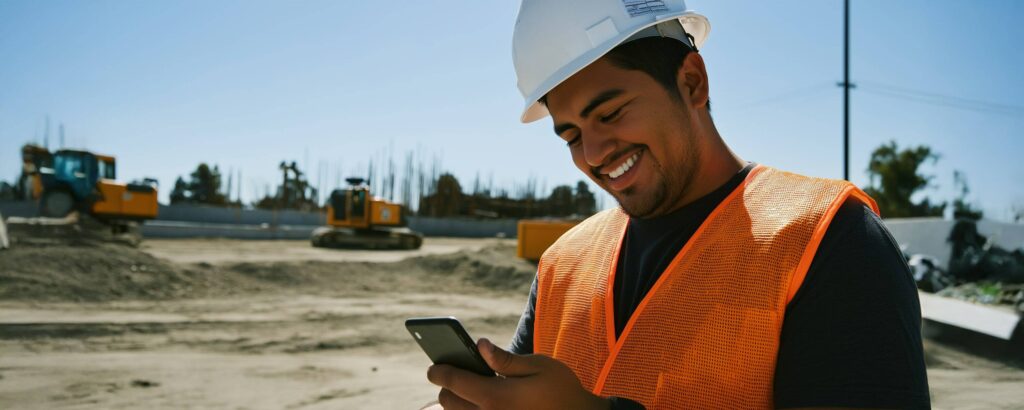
[534,165,878,409]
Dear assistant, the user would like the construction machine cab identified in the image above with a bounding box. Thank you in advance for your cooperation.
[329,178,372,228]
[44,150,101,202]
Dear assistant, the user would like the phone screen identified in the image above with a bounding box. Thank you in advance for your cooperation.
[405,316,495,376]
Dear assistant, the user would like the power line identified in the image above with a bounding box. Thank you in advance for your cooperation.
[722,82,834,112]
[858,81,1024,117]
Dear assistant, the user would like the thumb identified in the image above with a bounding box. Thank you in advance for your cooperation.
[478,338,538,377]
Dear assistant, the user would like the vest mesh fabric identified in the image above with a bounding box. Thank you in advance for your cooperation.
[534,166,878,409]
[535,207,628,391]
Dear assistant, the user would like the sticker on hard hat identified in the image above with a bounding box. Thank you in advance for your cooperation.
[622,0,669,17]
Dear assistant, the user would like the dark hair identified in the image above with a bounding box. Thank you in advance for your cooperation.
[541,36,710,112]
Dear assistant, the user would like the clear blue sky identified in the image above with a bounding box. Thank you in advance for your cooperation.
[2,0,1022,220]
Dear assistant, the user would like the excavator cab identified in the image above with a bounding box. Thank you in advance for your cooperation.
[328,179,371,229]
[39,150,100,216]
[56,151,117,198]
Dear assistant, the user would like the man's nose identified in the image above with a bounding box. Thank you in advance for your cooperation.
[582,125,616,169]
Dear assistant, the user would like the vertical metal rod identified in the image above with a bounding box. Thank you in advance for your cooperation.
[843,0,850,181]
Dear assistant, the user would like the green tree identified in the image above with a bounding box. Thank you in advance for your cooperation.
[190,164,226,205]
[574,181,597,215]
[863,141,945,218]
[170,163,228,206]
[547,185,575,216]
[169,177,190,204]
[951,170,983,220]
[420,173,464,217]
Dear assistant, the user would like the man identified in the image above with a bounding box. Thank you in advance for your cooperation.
[426,1,930,408]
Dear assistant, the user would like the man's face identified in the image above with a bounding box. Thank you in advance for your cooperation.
[546,57,700,219]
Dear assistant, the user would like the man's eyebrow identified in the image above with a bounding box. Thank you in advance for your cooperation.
[554,122,576,136]
[552,89,625,137]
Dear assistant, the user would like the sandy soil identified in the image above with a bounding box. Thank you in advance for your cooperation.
[141,237,502,265]
[1,238,1021,409]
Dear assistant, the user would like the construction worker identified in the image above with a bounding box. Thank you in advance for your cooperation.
[426,0,930,408]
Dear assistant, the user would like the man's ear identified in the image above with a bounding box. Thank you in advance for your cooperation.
[675,52,709,109]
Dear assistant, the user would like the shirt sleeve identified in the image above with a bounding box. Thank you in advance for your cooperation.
[773,199,931,409]
[508,275,537,355]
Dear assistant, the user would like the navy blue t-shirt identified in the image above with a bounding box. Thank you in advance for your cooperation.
[509,164,930,409]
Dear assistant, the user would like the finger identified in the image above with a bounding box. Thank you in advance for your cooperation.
[427,363,501,406]
[478,338,538,377]
[427,364,452,387]
[438,388,479,410]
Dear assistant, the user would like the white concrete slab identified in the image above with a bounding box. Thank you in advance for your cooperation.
[919,291,1020,340]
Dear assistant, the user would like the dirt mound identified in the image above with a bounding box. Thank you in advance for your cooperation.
[395,243,536,292]
[0,241,210,302]
[217,242,537,296]
[0,241,536,302]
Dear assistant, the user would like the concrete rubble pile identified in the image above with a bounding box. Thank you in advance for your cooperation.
[910,219,1024,314]
[0,211,9,250]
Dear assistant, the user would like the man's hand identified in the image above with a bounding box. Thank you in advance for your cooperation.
[426,338,610,410]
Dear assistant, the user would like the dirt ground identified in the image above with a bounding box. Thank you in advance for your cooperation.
[1,237,1022,409]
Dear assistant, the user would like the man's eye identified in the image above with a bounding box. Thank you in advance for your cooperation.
[566,135,581,147]
[600,107,623,123]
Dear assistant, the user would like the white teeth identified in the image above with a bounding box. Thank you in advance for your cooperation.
[608,153,640,179]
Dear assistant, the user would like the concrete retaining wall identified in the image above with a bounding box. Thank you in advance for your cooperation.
[155,204,326,226]
[140,218,516,240]
[4,200,1021,245]
[141,220,317,240]
[0,201,516,239]
[884,218,1024,269]
[408,217,516,238]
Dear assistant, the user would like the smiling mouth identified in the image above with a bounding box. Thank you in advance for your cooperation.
[598,148,643,180]
[607,151,639,179]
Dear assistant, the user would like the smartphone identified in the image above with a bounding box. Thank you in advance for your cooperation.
[405,316,495,376]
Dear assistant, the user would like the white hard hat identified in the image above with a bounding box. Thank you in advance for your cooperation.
[513,0,710,123]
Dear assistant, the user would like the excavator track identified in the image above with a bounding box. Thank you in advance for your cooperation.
[311,226,423,250]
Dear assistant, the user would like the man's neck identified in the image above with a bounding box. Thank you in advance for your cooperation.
[667,123,745,215]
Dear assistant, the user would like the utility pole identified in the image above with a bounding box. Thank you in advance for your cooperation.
[841,0,852,181]
[237,169,242,205]
[226,167,233,203]
[44,116,50,149]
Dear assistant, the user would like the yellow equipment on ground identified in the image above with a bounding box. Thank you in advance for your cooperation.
[516,219,580,261]
[310,178,423,250]
[20,144,159,223]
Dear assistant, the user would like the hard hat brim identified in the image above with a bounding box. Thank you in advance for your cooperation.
[520,11,710,123]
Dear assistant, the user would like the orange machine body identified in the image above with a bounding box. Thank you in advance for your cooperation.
[516,219,580,261]
[91,179,159,220]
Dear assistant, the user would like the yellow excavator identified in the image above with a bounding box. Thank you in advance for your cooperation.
[311,178,423,249]
[20,143,158,225]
